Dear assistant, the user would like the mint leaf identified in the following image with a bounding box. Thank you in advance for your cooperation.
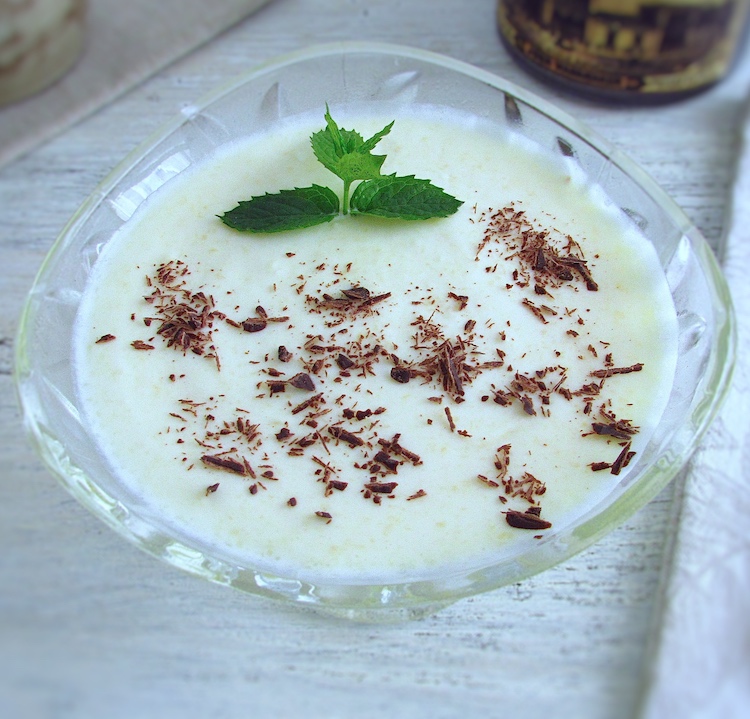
[360,120,394,153]
[311,127,389,183]
[219,185,339,233]
[350,175,463,220]
[311,127,364,172]
[333,151,386,182]
[311,106,394,188]
[323,104,348,156]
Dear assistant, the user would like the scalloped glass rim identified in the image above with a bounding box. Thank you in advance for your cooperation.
[14,42,736,620]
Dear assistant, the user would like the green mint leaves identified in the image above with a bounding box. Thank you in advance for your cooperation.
[219,105,462,233]
[350,175,463,220]
[311,107,391,184]
[218,185,339,233]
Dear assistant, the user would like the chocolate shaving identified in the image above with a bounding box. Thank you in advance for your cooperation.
[478,475,500,488]
[275,427,292,441]
[364,481,398,494]
[342,286,371,301]
[591,363,644,378]
[328,426,364,447]
[373,451,400,473]
[201,454,246,475]
[557,256,598,291]
[363,292,392,307]
[610,442,635,475]
[131,340,155,350]
[243,319,267,333]
[591,422,635,440]
[519,395,536,416]
[289,373,315,391]
[96,334,116,343]
[493,390,513,406]
[448,291,469,310]
[377,435,422,465]
[390,367,412,384]
[505,508,552,530]
[313,287,390,317]
[521,299,549,324]
[336,353,355,370]
[494,444,511,481]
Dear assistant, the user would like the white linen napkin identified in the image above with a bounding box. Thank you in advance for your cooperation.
[0,0,273,169]
[638,101,750,719]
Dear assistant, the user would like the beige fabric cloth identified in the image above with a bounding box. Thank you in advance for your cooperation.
[0,0,272,169]
[639,100,750,719]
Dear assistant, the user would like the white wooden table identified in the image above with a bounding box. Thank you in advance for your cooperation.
[1,2,747,717]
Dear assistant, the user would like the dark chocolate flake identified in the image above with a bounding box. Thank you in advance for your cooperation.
[291,393,324,415]
[201,454,246,475]
[373,451,400,473]
[591,422,633,440]
[342,286,371,301]
[336,354,355,370]
[328,426,364,447]
[131,340,155,350]
[390,367,412,384]
[242,319,267,333]
[520,395,536,416]
[268,381,286,394]
[610,442,634,476]
[591,363,644,379]
[364,481,398,494]
[275,427,292,441]
[505,509,552,530]
[289,373,315,391]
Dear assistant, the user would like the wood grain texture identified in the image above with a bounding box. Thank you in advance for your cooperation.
[1,1,748,717]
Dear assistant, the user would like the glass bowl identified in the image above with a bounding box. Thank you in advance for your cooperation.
[14,42,735,621]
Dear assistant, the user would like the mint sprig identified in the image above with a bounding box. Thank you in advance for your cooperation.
[219,105,463,233]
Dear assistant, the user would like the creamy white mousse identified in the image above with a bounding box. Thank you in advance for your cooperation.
[74,108,678,583]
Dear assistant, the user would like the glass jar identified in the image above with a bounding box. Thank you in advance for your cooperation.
[497,0,749,100]
[0,0,87,106]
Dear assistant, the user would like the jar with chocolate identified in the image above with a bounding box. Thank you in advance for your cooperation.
[497,0,749,100]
